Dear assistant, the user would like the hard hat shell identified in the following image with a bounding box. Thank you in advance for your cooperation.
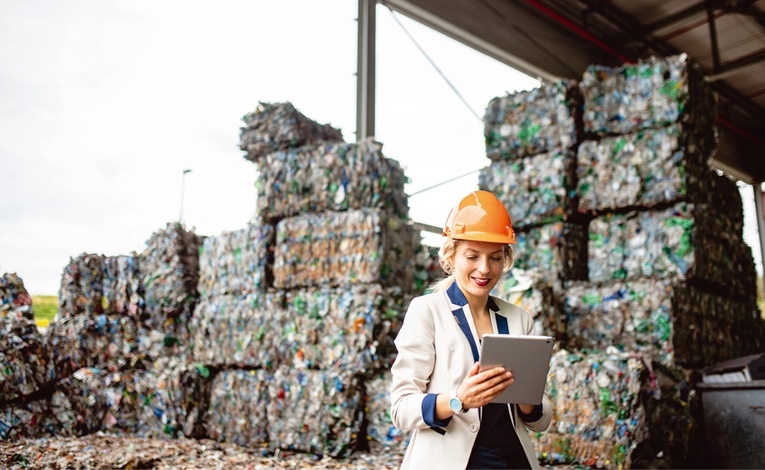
[442,190,516,244]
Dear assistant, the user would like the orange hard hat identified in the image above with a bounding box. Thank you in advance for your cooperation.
[442,190,516,244]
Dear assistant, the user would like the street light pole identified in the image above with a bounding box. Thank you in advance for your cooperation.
[180,169,192,223]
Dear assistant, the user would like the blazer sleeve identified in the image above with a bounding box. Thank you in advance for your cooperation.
[389,295,440,431]
[523,309,553,432]
[521,394,553,432]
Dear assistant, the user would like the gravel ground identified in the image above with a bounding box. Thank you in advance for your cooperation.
[0,433,405,469]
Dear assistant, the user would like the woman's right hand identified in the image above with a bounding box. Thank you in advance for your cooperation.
[456,362,514,410]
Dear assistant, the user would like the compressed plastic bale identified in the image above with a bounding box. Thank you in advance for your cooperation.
[581,53,716,144]
[133,368,182,438]
[531,348,647,469]
[587,203,757,301]
[587,206,684,282]
[671,283,765,369]
[52,243,194,368]
[197,224,274,298]
[412,244,443,294]
[403,229,432,295]
[0,273,34,321]
[189,293,285,368]
[696,170,745,240]
[491,268,563,338]
[691,232,757,302]
[513,222,588,283]
[273,209,415,290]
[577,125,692,211]
[101,255,143,317]
[484,80,581,160]
[45,313,138,378]
[630,362,709,469]
[205,369,269,448]
[410,244,433,295]
[134,317,191,365]
[563,279,764,370]
[58,253,105,318]
[90,367,182,438]
[254,138,409,221]
[239,101,344,163]
[265,366,363,457]
[480,149,577,229]
[100,360,216,439]
[53,254,144,362]
[0,317,53,403]
[57,253,144,319]
[0,399,53,441]
[50,367,109,437]
[50,254,151,374]
[100,371,135,434]
[563,280,673,364]
[576,126,741,220]
[281,285,406,374]
[588,208,689,284]
[164,361,215,439]
[139,222,200,325]
[43,308,183,376]
[364,370,410,455]
[0,398,58,441]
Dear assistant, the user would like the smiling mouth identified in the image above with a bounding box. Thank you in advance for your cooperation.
[473,277,491,287]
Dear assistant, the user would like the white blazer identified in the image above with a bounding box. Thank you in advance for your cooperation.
[390,282,552,470]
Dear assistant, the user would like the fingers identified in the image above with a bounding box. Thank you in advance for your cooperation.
[478,366,513,383]
[461,367,514,409]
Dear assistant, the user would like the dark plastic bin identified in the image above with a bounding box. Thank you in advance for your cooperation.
[697,379,765,469]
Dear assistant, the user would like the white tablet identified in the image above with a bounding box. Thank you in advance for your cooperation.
[479,334,554,405]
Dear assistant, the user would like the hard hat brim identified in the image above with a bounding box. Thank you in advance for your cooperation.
[450,231,516,245]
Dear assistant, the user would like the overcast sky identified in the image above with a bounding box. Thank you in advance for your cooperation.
[0,1,761,295]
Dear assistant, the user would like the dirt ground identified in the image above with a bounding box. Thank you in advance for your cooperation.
[0,433,404,469]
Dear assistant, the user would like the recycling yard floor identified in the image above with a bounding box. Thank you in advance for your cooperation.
[0,433,404,469]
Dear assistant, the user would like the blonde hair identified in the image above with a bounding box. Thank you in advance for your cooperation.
[428,238,514,293]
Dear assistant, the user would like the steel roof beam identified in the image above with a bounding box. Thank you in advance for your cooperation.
[641,0,759,34]
[708,48,765,82]
[380,0,561,82]
[642,0,718,34]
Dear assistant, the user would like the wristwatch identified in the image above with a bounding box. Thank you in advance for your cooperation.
[449,390,465,413]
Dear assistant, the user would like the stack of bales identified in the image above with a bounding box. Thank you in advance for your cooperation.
[189,223,280,443]
[0,273,56,440]
[482,79,586,337]
[188,102,414,457]
[573,54,760,367]
[481,54,765,469]
[3,223,204,442]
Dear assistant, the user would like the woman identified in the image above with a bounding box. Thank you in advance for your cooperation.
[390,190,552,469]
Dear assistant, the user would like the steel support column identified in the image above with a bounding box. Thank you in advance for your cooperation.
[356,0,376,140]
[755,182,765,296]
[707,1,721,71]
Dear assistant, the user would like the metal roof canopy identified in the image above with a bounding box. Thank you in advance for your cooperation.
[379,0,765,184]
[355,0,765,284]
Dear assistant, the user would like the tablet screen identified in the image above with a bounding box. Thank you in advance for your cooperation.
[479,334,554,405]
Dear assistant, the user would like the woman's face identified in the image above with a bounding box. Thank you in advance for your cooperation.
[452,239,506,303]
